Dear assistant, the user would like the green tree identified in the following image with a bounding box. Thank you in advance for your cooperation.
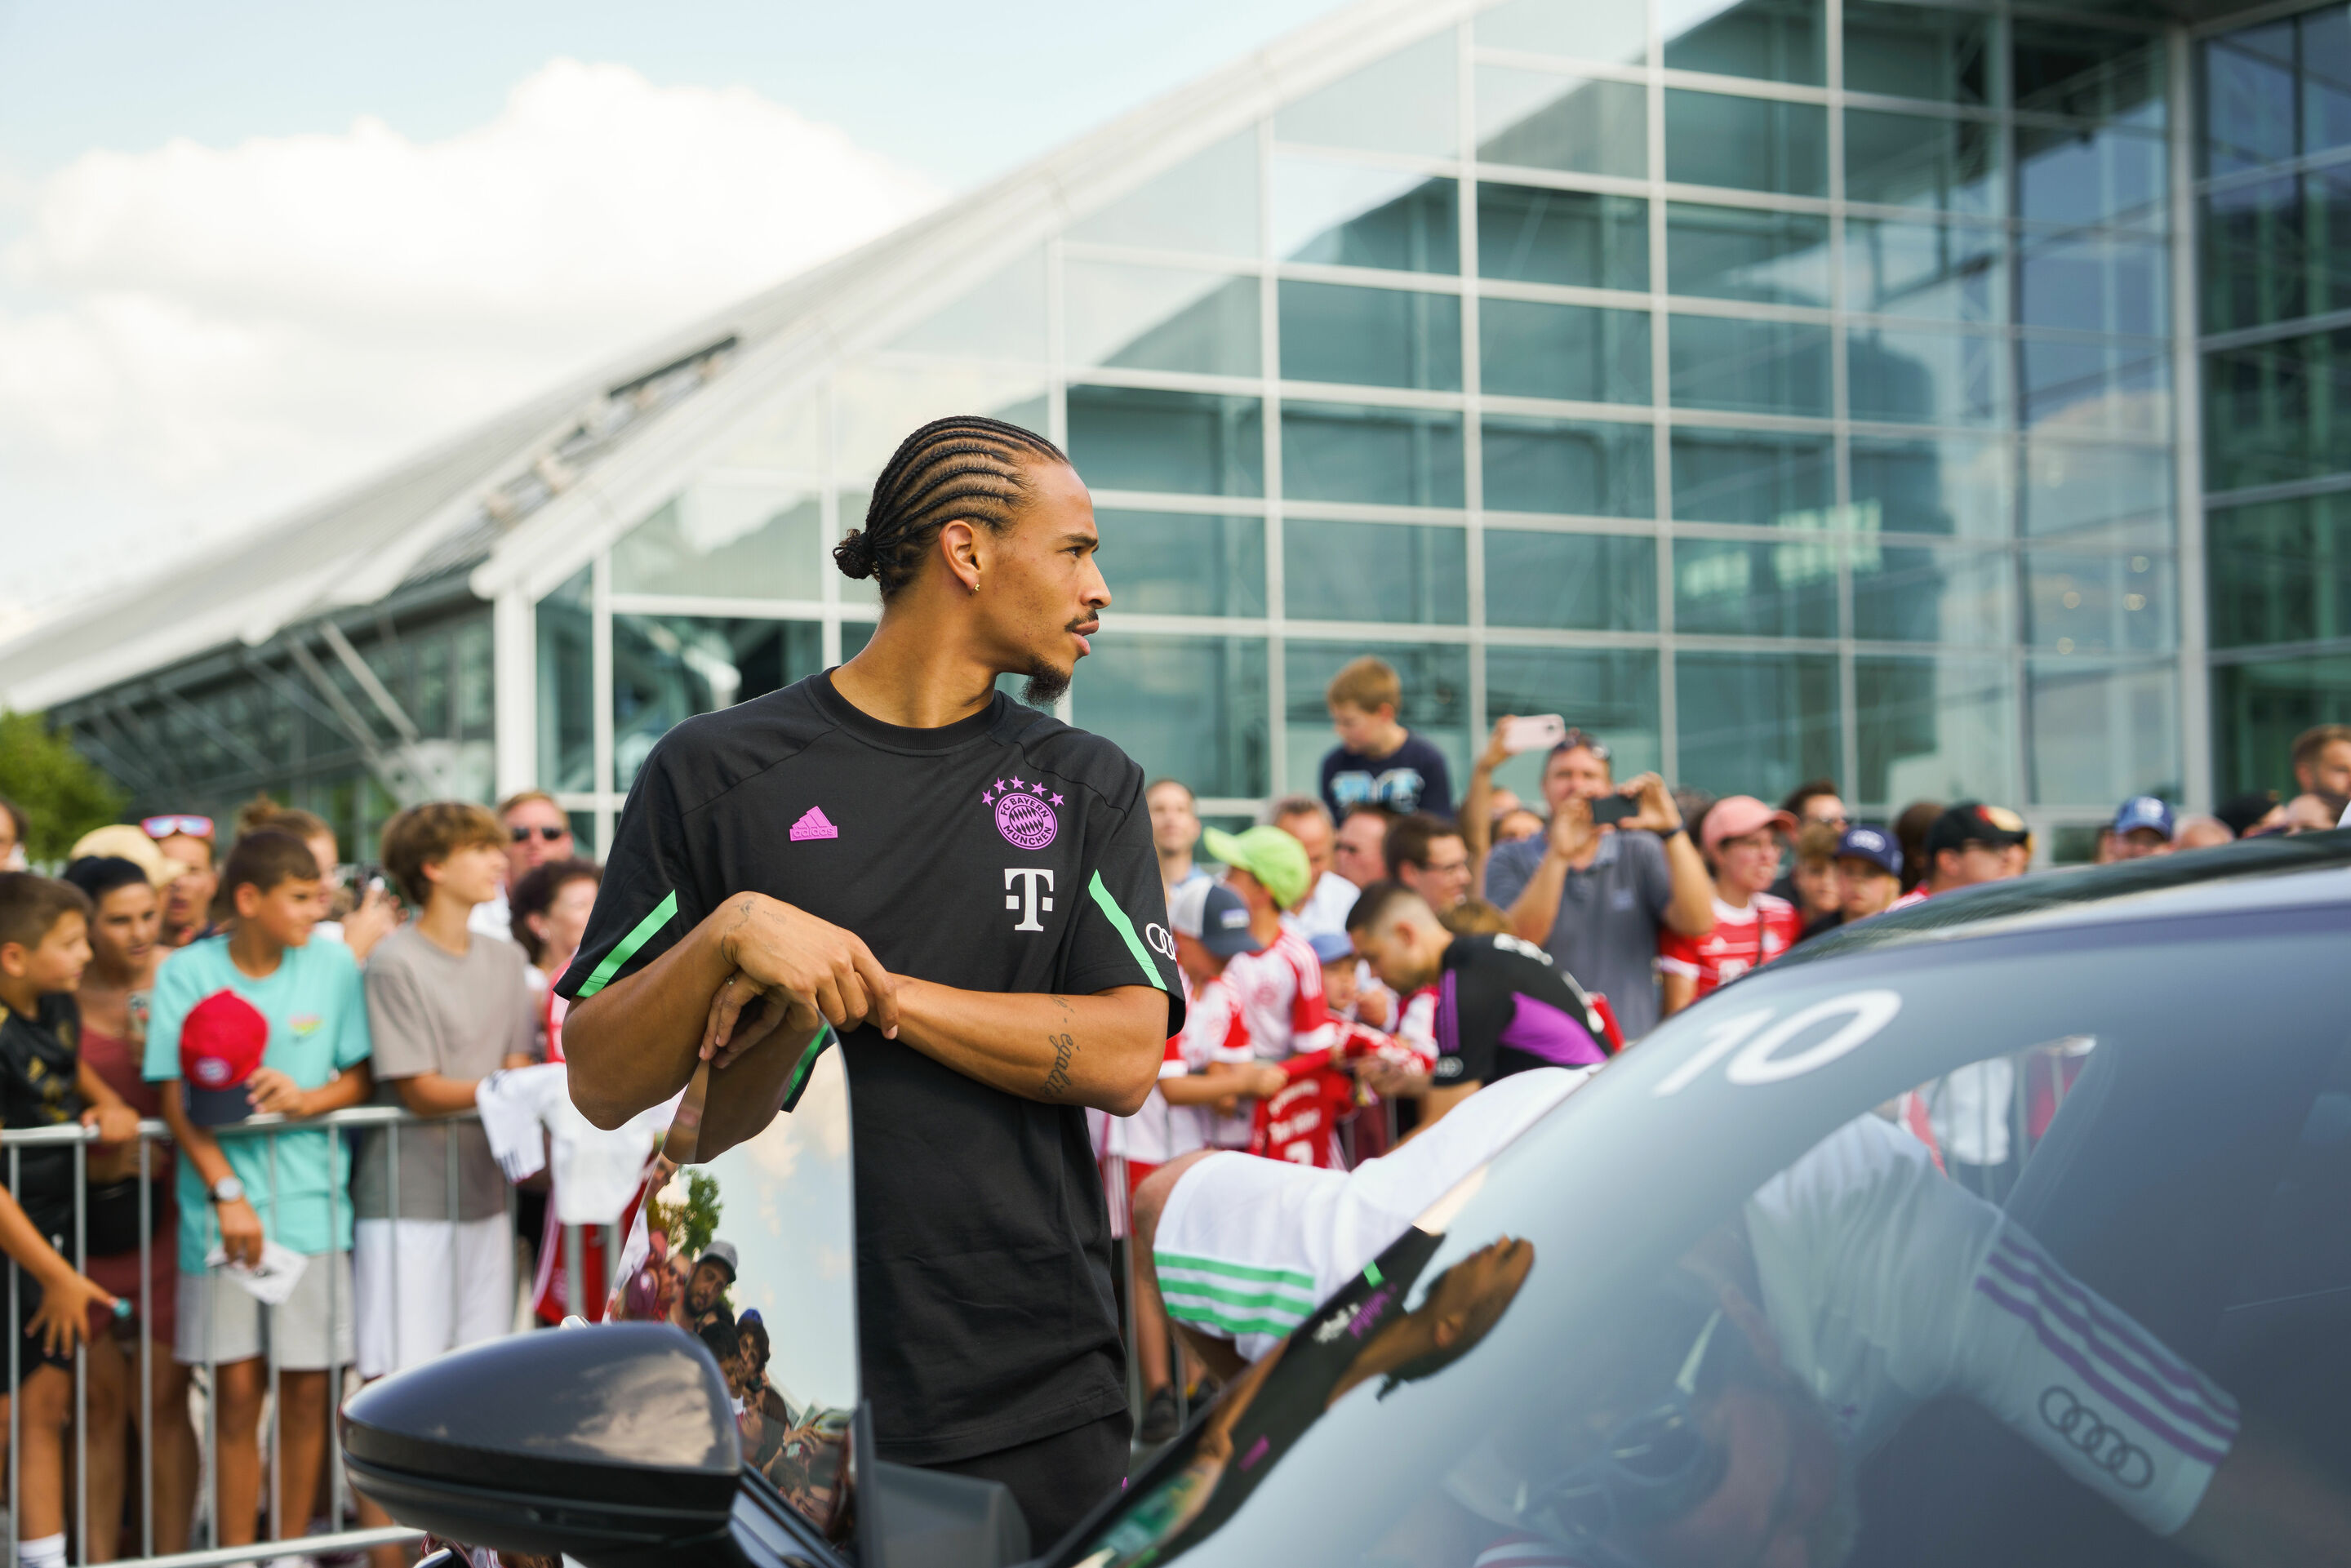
[650,1168,724,1264]
[0,711,127,864]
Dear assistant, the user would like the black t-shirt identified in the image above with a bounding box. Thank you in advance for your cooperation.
[558,673,1184,1464]
[0,993,85,1238]
[1432,934,1610,1090]
[1318,732,1455,820]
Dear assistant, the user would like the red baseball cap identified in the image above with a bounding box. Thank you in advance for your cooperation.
[180,990,268,1126]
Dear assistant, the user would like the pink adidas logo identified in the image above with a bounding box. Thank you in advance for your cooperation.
[789,806,839,842]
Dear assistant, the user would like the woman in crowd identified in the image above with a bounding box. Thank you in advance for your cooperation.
[509,859,601,1063]
[61,855,199,1557]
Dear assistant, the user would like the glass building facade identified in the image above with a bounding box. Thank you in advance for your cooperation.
[31,0,2347,860]
[2202,4,2351,797]
[523,0,2196,851]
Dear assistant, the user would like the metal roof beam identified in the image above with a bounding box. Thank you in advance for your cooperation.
[149,683,276,778]
[286,638,428,806]
[318,620,422,747]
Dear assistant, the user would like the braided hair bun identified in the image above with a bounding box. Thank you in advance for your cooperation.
[840,415,1070,597]
[832,529,878,580]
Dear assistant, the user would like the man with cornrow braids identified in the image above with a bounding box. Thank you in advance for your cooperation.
[560,415,1184,1547]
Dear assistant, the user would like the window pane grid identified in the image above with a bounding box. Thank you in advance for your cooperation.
[535,0,2189,822]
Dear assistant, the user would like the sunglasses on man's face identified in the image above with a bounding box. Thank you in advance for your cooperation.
[511,824,571,843]
[142,815,215,841]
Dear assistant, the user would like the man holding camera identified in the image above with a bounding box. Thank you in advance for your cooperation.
[1475,725,1713,1042]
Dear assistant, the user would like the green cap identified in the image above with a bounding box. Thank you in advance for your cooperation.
[1202,824,1312,908]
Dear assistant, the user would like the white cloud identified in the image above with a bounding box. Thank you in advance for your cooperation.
[0,59,941,615]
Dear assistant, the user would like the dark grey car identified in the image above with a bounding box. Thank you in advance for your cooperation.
[347,831,2351,1568]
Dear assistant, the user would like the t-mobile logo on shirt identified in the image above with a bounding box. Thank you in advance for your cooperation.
[1004,868,1055,931]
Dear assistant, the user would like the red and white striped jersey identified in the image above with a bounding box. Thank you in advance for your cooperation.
[1657,893,1802,999]
[1220,928,1336,1061]
[1176,971,1256,1148]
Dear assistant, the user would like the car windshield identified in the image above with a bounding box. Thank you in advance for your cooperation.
[1067,908,2351,1568]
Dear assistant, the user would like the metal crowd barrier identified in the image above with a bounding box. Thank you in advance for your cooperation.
[0,1105,536,1568]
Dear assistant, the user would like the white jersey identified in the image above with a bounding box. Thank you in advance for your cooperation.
[1153,1068,1595,1360]
[1221,928,1338,1062]
[1747,1114,2236,1536]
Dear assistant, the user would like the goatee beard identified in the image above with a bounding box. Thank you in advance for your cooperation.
[1022,660,1071,708]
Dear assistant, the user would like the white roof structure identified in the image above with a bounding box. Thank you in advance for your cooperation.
[0,0,1469,713]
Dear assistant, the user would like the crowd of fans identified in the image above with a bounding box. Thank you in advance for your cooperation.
[0,671,2345,1551]
[0,791,754,1567]
[1106,656,2351,1441]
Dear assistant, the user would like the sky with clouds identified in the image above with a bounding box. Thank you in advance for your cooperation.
[0,0,1340,629]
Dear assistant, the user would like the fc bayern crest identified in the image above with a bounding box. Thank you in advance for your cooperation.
[983,775,1063,850]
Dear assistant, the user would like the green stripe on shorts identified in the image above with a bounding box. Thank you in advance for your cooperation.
[1158,1277,1317,1313]
[1162,1299,1312,1337]
[1153,1250,1315,1290]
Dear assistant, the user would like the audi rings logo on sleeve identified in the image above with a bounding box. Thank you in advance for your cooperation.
[2039,1387,2154,1490]
[1144,923,1178,961]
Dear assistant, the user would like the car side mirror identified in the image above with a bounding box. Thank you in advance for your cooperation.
[346,1039,1035,1568]
[343,1322,739,1566]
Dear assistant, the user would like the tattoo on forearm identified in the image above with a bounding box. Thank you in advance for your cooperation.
[1043,1032,1078,1100]
[1051,995,1073,1019]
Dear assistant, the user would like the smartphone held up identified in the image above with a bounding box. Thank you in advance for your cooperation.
[1501,714,1567,754]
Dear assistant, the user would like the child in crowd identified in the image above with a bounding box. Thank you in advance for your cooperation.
[1834,824,1906,924]
[1318,657,1454,821]
[1658,796,1802,1017]
[353,804,535,1400]
[145,830,374,1551]
[1202,827,1335,1065]
[61,855,202,1557]
[1315,931,1433,1079]
[0,873,144,1568]
[237,797,400,964]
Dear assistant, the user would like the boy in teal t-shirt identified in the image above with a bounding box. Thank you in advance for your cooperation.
[144,830,371,1548]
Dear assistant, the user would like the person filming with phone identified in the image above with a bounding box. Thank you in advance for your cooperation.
[1469,722,1713,1042]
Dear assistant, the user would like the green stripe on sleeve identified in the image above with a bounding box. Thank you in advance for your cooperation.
[780,1025,836,1113]
[1087,871,1167,992]
[573,891,680,998]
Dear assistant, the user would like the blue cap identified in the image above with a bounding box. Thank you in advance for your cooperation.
[1835,824,1901,877]
[2113,795,2174,838]
[1307,931,1356,966]
[1169,878,1263,957]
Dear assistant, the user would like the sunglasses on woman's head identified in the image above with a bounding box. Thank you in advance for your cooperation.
[141,815,215,840]
[511,824,570,843]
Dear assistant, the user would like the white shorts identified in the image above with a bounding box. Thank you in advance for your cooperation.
[176,1250,356,1370]
[1154,1067,1593,1361]
[353,1215,515,1379]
